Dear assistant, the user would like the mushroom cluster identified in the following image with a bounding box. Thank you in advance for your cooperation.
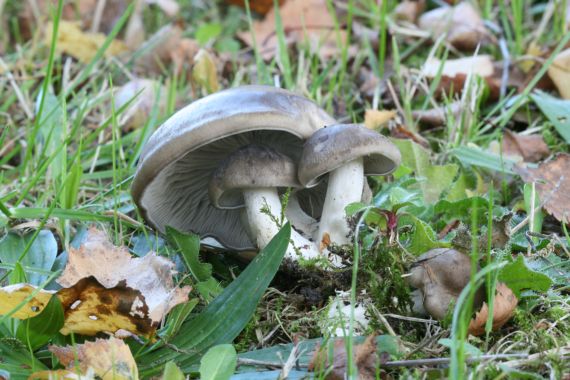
[132,86,401,265]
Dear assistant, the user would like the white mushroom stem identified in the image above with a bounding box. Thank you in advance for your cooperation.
[243,188,322,260]
[286,195,318,239]
[317,158,364,248]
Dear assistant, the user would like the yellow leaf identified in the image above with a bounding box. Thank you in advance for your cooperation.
[44,21,128,63]
[364,109,397,129]
[50,337,138,380]
[0,284,54,319]
[192,49,219,93]
[548,48,570,100]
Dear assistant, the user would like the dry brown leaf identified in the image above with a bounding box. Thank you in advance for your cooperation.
[515,153,570,222]
[364,109,397,130]
[320,232,331,252]
[468,283,518,336]
[0,284,55,319]
[393,0,426,23]
[226,0,285,14]
[308,335,382,380]
[135,25,199,77]
[113,79,167,131]
[238,0,351,60]
[501,130,550,163]
[44,21,128,63]
[548,48,570,99]
[406,248,484,320]
[412,101,462,127]
[192,49,220,94]
[418,2,489,50]
[58,227,191,325]
[57,277,155,337]
[49,337,138,380]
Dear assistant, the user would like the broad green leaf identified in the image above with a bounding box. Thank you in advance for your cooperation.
[392,139,458,203]
[237,335,401,373]
[498,255,552,297]
[435,197,489,224]
[166,226,222,301]
[526,253,570,286]
[162,361,185,380]
[160,299,199,341]
[16,296,64,350]
[35,89,65,181]
[438,338,482,357]
[0,337,47,379]
[530,91,570,144]
[523,183,543,237]
[0,230,57,286]
[452,145,517,174]
[195,23,223,45]
[402,215,450,255]
[137,223,291,376]
[200,344,237,380]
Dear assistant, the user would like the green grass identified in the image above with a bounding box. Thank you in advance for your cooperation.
[1,0,570,379]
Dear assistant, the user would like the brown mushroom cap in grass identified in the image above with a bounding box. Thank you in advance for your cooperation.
[131,85,335,251]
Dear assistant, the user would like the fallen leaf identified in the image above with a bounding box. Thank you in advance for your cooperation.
[548,48,570,99]
[226,0,284,15]
[192,49,220,94]
[58,227,191,325]
[515,153,570,222]
[58,277,155,337]
[468,283,518,336]
[113,79,167,131]
[308,335,381,380]
[364,109,397,130]
[500,130,550,163]
[406,248,484,319]
[49,337,138,380]
[412,101,462,127]
[135,25,199,77]
[393,0,426,23]
[44,21,128,63]
[320,232,331,252]
[29,369,95,379]
[418,2,489,50]
[0,284,55,319]
[238,0,351,59]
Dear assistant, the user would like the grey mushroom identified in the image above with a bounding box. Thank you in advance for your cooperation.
[131,85,335,257]
[298,124,401,247]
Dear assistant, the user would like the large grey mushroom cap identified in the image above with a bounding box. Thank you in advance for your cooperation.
[131,85,335,251]
[298,124,402,187]
[208,144,301,209]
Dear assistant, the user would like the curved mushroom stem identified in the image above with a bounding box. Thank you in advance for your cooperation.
[286,195,318,239]
[316,158,364,248]
[243,188,322,260]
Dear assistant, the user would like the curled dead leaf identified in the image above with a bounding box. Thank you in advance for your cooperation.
[515,153,570,222]
[226,0,284,15]
[418,2,489,50]
[49,337,138,380]
[308,335,382,380]
[238,0,353,60]
[468,283,518,336]
[58,277,155,337]
[548,48,570,100]
[58,228,191,326]
[393,0,426,23]
[491,130,550,163]
[364,109,397,130]
[192,49,220,94]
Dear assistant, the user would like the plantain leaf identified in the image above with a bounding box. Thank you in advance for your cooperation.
[200,344,237,380]
[137,223,291,376]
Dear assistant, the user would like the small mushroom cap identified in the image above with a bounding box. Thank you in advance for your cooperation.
[298,124,401,187]
[131,85,335,251]
[209,145,300,209]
